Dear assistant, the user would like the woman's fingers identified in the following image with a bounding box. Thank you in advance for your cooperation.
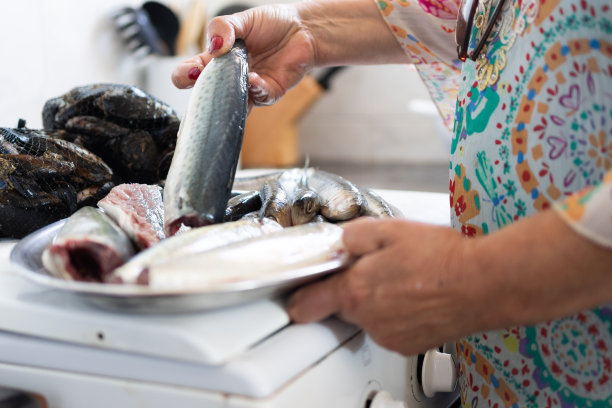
[287,273,344,323]
[342,217,393,256]
[171,53,212,89]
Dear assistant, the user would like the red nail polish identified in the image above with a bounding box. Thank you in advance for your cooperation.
[188,66,201,81]
[209,35,223,53]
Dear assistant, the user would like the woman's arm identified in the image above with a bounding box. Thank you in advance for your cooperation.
[172,0,409,105]
[287,208,612,356]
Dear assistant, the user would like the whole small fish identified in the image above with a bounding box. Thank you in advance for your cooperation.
[134,223,347,289]
[260,179,293,227]
[291,189,320,225]
[277,168,320,225]
[108,217,282,284]
[163,40,249,236]
[307,169,366,221]
[42,206,135,282]
[360,187,403,218]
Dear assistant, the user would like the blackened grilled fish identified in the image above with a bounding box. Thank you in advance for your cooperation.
[163,41,249,236]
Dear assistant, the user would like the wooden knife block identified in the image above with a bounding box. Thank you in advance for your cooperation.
[240,75,322,168]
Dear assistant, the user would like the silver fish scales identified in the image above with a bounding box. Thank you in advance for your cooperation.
[163,40,249,236]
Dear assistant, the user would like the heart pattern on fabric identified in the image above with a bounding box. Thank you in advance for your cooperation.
[559,84,580,110]
[547,135,568,160]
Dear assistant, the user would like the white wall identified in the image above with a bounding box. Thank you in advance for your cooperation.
[0,0,449,164]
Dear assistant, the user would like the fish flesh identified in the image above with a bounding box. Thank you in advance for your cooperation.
[42,206,135,282]
[163,41,249,235]
[131,222,346,289]
[0,127,113,238]
[224,190,262,221]
[97,183,165,249]
[108,217,282,284]
[360,187,403,218]
[306,169,366,221]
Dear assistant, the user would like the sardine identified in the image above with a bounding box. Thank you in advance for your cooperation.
[291,189,320,225]
[108,217,282,284]
[307,169,366,221]
[163,40,249,236]
[224,190,262,221]
[260,179,292,227]
[97,183,165,249]
[360,187,403,218]
[42,206,135,282]
[134,223,346,289]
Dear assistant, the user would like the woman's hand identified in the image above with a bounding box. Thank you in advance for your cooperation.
[288,217,479,356]
[172,4,316,108]
[287,211,612,356]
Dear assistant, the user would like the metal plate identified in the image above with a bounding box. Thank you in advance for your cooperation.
[9,220,347,313]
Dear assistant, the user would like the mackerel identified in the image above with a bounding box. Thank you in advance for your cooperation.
[163,40,249,236]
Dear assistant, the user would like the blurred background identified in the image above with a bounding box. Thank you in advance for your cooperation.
[0,0,450,192]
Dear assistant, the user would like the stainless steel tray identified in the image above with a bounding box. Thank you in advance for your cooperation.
[9,220,347,313]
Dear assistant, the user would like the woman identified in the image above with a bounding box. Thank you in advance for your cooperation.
[173,0,612,405]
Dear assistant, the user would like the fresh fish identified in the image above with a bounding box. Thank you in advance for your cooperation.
[360,187,403,218]
[307,169,366,221]
[134,223,347,289]
[163,40,249,235]
[0,127,114,238]
[108,217,282,284]
[224,190,262,221]
[291,189,320,225]
[259,179,292,227]
[41,206,135,282]
[97,183,165,249]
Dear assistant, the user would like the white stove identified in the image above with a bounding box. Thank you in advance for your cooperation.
[0,190,458,408]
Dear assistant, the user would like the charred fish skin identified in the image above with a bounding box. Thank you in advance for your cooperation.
[163,40,249,236]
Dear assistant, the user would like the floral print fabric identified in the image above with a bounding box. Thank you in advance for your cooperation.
[375,0,612,406]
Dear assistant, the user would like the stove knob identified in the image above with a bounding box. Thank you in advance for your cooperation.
[421,348,457,398]
[368,390,406,408]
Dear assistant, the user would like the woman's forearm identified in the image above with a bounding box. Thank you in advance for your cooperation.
[296,0,410,66]
[470,209,612,330]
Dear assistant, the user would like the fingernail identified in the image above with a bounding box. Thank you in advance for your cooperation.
[209,35,223,54]
[187,66,201,81]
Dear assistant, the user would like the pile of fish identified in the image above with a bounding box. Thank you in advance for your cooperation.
[41,167,401,287]
[8,39,401,291]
